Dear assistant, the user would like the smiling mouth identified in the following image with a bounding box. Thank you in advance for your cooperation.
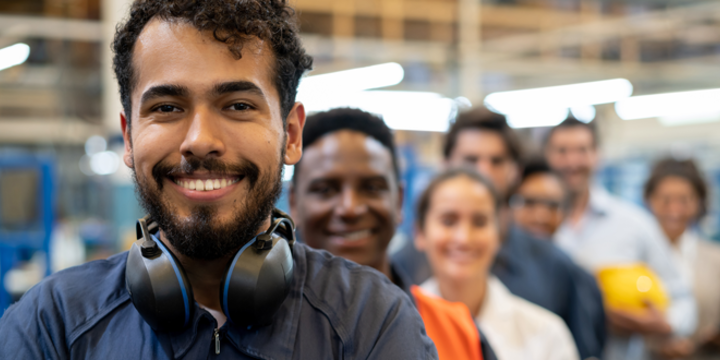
[171,176,242,191]
[330,229,374,242]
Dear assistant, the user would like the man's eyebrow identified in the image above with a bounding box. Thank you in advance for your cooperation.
[212,81,265,99]
[140,84,189,104]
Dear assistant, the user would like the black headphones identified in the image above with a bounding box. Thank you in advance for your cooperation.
[125,208,296,332]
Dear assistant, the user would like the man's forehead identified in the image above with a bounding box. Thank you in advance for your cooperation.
[132,18,275,96]
[300,130,394,178]
[457,128,509,156]
[550,127,594,147]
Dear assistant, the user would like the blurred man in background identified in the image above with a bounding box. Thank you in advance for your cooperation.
[509,158,568,239]
[546,118,697,360]
[290,108,496,360]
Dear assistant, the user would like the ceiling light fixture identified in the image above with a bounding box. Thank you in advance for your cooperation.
[615,88,720,126]
[0,43,31,72]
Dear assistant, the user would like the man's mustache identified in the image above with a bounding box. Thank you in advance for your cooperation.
[151,156,260,190]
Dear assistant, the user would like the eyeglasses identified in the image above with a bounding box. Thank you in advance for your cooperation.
[509,195,563,211]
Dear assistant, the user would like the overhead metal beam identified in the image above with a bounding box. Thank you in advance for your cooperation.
[0,15,102,42]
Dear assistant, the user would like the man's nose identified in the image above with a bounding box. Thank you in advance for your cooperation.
[476,159,493,178]
[336,187,368,219]
[179,108,226,159]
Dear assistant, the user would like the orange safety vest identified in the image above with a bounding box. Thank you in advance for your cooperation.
[411,285,484,360]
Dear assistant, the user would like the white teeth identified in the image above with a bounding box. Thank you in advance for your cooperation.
[343,230,372,242]
[176,178,239,191]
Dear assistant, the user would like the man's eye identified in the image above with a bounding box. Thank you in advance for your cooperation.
[230,103,252,111]
[156,105,179,113]
[310,185,338,197]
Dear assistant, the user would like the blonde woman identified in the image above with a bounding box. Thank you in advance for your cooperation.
[415,168,579,360]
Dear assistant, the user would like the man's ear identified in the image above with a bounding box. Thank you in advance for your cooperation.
[120,111,133,168]
[284,102,306,166]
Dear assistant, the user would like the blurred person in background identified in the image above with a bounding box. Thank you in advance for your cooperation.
[644,158,720,359]
[431,107,604,360]
[290,108,496,360]
[509,158,568,239]
[545,118,697,360]
[415,168,579,360]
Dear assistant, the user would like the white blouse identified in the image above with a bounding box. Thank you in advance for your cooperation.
[421,276,579,360]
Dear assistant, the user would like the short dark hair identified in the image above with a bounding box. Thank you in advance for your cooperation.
[113,0,313,132]
[292,108,400,185]
[443,107,522,163]
[415,168,500,230]
[520,157,555,184]
[544,117,598,149]
[644,158,708,218]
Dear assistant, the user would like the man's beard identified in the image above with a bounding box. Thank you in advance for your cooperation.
[132,153,284,261]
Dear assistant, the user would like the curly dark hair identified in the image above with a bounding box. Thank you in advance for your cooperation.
[112,0,313,131]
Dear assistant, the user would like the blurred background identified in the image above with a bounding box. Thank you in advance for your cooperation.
[2,0,720,309]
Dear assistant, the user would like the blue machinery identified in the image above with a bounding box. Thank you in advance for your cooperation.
[0,153,55,311]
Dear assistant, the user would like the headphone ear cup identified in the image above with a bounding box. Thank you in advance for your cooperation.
[126,237,195,332]
[220,234,294,327]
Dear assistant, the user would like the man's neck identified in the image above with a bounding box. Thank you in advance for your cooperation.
[159,215,273,327]
[372,255,392,282]
[568,185,591,225]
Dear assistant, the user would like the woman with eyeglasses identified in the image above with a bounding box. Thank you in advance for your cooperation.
[415,168,578,360]
[645,158,720,359]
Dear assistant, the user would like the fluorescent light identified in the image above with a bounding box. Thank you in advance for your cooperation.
[301,90,455,132]
[506,107,569,129]
[570,105,596,123]
[484,78,633,115]
[615,88,720,126]
[0,43,30,72]
[297,62,404,96]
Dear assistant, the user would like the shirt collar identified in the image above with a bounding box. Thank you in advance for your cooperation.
[165,243,308,359]
[587,185,613,216]
[477,276,514,320]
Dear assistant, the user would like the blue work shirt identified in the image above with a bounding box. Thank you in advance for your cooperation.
[492,225,606,360]
[0,243,438,359]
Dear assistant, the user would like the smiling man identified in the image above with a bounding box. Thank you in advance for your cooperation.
[0,1,437,359]
[290,108,497,360]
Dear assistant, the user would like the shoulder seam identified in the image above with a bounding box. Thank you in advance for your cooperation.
[66,291,131,348]
[301,267,357,353]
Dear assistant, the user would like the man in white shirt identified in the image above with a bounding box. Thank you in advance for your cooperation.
[545,118,697,360]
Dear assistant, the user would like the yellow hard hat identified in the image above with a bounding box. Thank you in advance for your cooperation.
[596,263,669,314]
